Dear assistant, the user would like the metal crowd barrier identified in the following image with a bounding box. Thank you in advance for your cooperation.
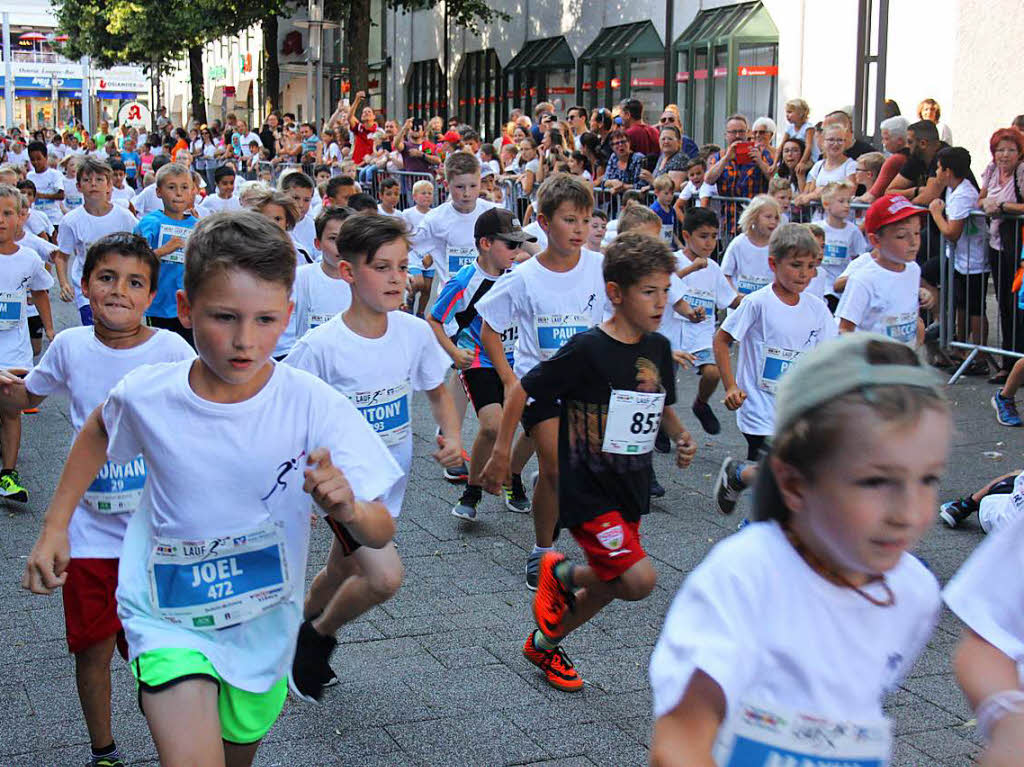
[362,168,444,210]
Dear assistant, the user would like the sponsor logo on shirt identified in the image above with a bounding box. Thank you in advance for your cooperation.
[596,524,624,551]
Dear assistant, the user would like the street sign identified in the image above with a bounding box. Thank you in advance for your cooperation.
[117,100,151,128]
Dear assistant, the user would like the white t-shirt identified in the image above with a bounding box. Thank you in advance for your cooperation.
[105,360,402,693]
[819,220,870,294]
[720,233,772,296]
[0,246,54,367]
[8,148,29,169]
[377,206,403,219]
[523,221,547,251]
[651,521,939,764]
[720,284,837,435]
[285,312,448,516]
[238,132,263,158]
[290,262,352,337]
[807,157,857,188]
[26,209,54,239]
[131,184,164,217]
[476,249,607,379]
[197,194,242,218]
[291,211,321,263]
[58,205,140,310]
[977,473,1024,534]
[679,180,700,201]
[670,251,737,353]
[28,168,65,225]
[16,233,49,318]
[402,206,431,270]
[837,251,876,284]
[943,508,1024,685]
[111,184,135,209]
[62,177,84,215]
[25,328,194,558]
[945,180,987,275]
[835,259,921,346]
[410,199,496,284]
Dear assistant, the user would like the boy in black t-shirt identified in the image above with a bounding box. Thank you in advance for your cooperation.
[482,232,698,691]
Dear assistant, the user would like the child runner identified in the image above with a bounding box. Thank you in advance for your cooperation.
[324,175,357,209]
[290,206,352,338]
[768,175,794,224]
[0,184,54,502]
[196,165,241,217]
[817,180,870,312]
[430,208,538,521]
[720,194,780,297]
[280,171,320,262]
[108,160,134,209]
[8,233,193,767]
[376,177,403,219]
[478,173,609,589]
[16,179,56,242]
[402,179,435,317]
[22,211,402,766]
[939,470,1024,532]
[284,213,462,702]
[14,192,54,363]
[836,194,925,346]
[650,333,949,766]
[712,223,837,515]
[671,208,741,435]
[586,209,608,253]
[27,140,65,232]
[804,223,831,300]
[650,175,679,247]
[133,163,197,345]
[62,155,85,216]
[484,232,697,691]
[55,158,139,326]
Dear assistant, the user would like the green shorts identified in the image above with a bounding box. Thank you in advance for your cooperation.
[131,647,288,744]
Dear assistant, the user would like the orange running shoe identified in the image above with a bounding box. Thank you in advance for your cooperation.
[21,408,39,414]
[533,551,573,641]
[522,632,583,692]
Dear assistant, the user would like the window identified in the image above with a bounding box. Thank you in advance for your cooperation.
[736,44,778,128]
[406,59,446,121]
[457,50,501,140]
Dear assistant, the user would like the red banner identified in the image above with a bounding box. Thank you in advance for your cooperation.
[548,86,575,94]
[630,77,664,88]
[738,65,778,77]
[582,82,592,91]
[675,71,690,82]
[713,66,727,77]
[610,77,621,89]
[692,69,708,80]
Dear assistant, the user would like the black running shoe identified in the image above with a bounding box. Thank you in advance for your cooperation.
[939,498,977,529]
[691,398,721,435]
[288,619,338,703]
[714,457,745,515]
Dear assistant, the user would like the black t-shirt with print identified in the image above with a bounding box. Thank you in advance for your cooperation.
[521,326,677,528]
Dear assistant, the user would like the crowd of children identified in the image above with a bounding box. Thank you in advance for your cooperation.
[0,115,1020,767]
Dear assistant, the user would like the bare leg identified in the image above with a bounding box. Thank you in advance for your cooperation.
[510,430,534,476]
[970,471,1022,503]
[141,678,225,767]
[468,404,500,485]
[224,741,261,767]
[447,372,469,434]
[74,635,117,751]
[531,418,559,548]
[1000,357,1024,398]
[696,364,721,404]
[555,558,657,637]
[309,542,403,636]
[1,410,21,470]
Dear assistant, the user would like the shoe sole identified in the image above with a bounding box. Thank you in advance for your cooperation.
[938,509,958,529]
[443,472,469,483]
[286,670,322,705]
[0,491,28,503]
[714,457,736,515]
[991,396,1022,427]
[522,649,584,692]
[504,499,532,513]
[323,674,339,688]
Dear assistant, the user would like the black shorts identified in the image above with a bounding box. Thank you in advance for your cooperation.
[147,315,195,348]
[743,433,771,463]
[521,398,559,436]
[460,367,504,414]
[954,271,989,317]
[27,315,43,339]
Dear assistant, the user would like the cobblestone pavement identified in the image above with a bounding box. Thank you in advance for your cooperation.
[0,295,1011,766]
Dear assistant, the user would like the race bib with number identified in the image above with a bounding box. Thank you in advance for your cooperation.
[822,242,850,267]
[683,290,716,314]
[307,311,337,332]
[0,290,25,330]
[446,246,476,276]
[500,325,518,358]
[349,381,411,447]
[884,313,917,345]
[158,224,192,264]
[535,313,589,360]
[759,345,801,394]
[660,224,674,244]
[602,389,667,455]
[83,455,146,514]
[148,522,290,630]
[736,274,770,295]
[714,700,891,767]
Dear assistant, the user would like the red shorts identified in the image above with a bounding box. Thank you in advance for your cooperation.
[62,558,128,658]
[570,510,647,582]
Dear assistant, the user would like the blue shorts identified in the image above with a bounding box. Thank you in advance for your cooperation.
[409,267,435,278]
[692,348,715,370]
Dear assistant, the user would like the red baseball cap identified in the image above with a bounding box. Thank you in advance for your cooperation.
[441,130,462,143]
[863,194,925,235]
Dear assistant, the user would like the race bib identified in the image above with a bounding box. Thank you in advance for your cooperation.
[36,198,59,215]
[536,313,589,360]
[446,246,476,276]
[0,290,25,330]
[307,311,337,332]
[660,224,674,244]
[500,325,518,357]
[714,700,891,767]
[736,274,770,295]
[148,521,290,630]
[822,242,850,267]
[683,290,716,314]
[158,223,192,264]
[884,312,917,345]
[602,389,666,455]
[65,193,83,210]
[759,345,800,394]
[83,455,146,514]
[349,380,411,447]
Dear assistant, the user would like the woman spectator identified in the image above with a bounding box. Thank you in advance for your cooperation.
[644,125,689,189]
[775,137,808,193]
[194,127,217,160]
[512,125,529,145]
[978,127,1024,381]
[502,121,517,146]
[602,129,646,194]
[515,138,541,200]
[579,131,607,184]
[794,123,856,206]
[918,98,953,145]
[855,116,911,204]
[170,128,189,161]
[751,116,777,162]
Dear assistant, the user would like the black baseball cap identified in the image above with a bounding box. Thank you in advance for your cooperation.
[474,208,537,243]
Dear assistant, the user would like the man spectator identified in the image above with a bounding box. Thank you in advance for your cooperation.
[887,119,948,206]
[395,117,442,175]
[620,98,659,157]
[857,116,910,203]
[233,119,263,160]
[348,90,378,166]
[566,105,589,150]
[823,110,875,159]
[589,107,614,163]
[155,106,169,132]
[531,102,556,144]
[703,113,774,238]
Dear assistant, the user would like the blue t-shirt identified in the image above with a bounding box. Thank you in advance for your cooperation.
[134,210,198,319]
[651,200,675,226]
[121,151,141,179]
[431,261,513,369]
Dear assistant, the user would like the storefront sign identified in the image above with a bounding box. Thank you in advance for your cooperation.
[738,65,778,76]
[610,77,621,89]
[223,86,236,98]
[547,86,575,95]
[117,101,152,128]
[209,65,227,81]
[630,77,664,88]
[10,75,83,90]
[98,76,148,92]
[713,66,728,77]
[582,82,592,91]
[692,69,708,80]
[675,71,690,82]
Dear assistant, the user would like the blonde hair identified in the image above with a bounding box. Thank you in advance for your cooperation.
[238,181,271,207]
[738,194,781,234]
[820,179,856,202]
[412,179,433,195]
[768,176,792,195]
[785,98,810,119]
[0,183,23,212]
[858,151,885,176]
[247,188,299,231]
[806,223,825,239]
[653,175,675,194]
[0,165,19,183]
[617,200,661,234]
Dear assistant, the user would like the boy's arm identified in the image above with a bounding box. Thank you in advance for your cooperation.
[31,290,54,340]
[713,328,746,411]
[303,448,394,548]
[954,629,1024,767]
[649,671,725,767]
[838,318,857,333]
[52,249,74,302]
[481,379,528,495]
[23,407,109,594]
[929,199,965,240]
[660,407,697,468]
[424,384,463,468]
[153,237,184,257]
[0,369,44,410]
[481,322,515,388]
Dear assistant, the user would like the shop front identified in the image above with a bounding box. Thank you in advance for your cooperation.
[503,36,576,117]
[578,21,665,118]
[0,75,82,129]
[456,49,502,141]
[406,59,447,123]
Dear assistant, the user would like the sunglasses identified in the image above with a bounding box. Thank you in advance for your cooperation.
[660,117,677,123]
[611,140,628,147]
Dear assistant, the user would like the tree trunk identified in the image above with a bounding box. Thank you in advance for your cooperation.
[188,45,207,125]
[263,15,280,114]
[344,0,371,94]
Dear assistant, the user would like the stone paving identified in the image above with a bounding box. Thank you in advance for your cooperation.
[0,295,1014,766]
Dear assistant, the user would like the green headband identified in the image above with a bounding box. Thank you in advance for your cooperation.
[774,333,943,436]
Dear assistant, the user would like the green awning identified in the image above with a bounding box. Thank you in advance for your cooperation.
[673,1,778,49]
[579,21,664,64]
[506,36,575,72]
